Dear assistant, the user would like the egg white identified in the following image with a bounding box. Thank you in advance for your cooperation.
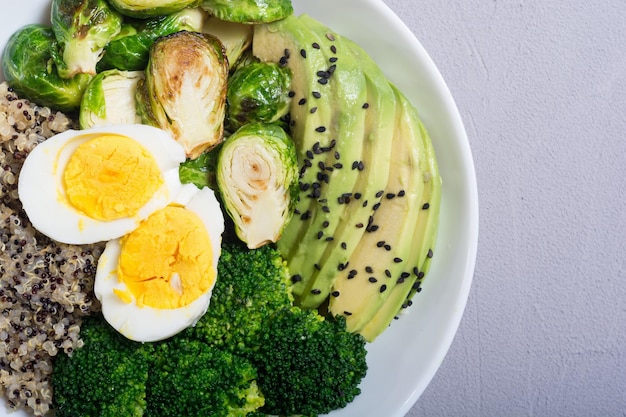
[18,124,187,245]
[94,186,225,342]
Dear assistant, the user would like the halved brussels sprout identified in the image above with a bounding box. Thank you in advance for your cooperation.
[98,8,205,72]
[1,24,92,112]
[217,123,298,249]
[141,30,229,159]
[50,0,123,78]
[202,16,253,67]
[200,0,293,23]
[226,61,292,131]
[79,69,144,129]
[107,0,200,18]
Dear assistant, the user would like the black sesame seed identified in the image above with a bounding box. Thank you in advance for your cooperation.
[333,162,343,169]
[398,190,406,197]
[331,291,340,297]
[427,249,434,258]
[380,284,387,293]
[351,161,359,170]
[325,236,334,241]
[288,91,296,97]
[312,91,321,99]
[373,202,381,211]
[348,269,357,279]
[354,192,362,199]
[291,274,303,283]
[368,277,378,283]
[393,257,403,263]
[326,32,336,41]
[315,126,326,132]
[362,102,370,109]
[315,263,321,271]
[322,220,329,228]
[310,107,318,114]
[422,202,430,210]
[341,242,347,249]
[413,266,420,276]
[385,269,392,278]
[329,57,338,63]
[376,190,384,198]
[318,78,328,85]
[300,48,307,58]
[400,272,411,279]
[386,193,396,199]
[317,231,323,240]
[322,205,330,213]
[357,161,365,171]
[312,42,320,49]
[355,223,364,228]
[344,311,353,316]
[311,289,322,295]
[330,45,337,54]
[299,98,307,105]
[384,244,391,251]
[365,266,373,273]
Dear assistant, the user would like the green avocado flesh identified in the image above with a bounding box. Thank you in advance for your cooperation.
[253,14,442,342]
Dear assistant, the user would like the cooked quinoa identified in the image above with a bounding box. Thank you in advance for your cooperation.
[0,82,104,416]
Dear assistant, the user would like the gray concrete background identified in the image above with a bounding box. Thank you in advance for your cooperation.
[384,1,626,416]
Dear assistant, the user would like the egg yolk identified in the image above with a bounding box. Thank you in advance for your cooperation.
[63,134,164,221]
[115,205,214,309]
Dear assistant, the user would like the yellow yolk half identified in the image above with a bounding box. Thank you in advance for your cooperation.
[115,205,215,309]
[63,134,164,221]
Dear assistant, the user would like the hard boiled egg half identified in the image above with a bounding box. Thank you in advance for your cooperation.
[94,187,224,342]
[18,124,187,244]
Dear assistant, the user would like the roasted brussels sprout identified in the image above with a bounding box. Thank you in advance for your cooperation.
[108,0,200,18]
[79,69,144,129]
[140,31,229,159]
[50,0,124,78]
[202,16,252,67]
[200,0,293,23]
[98,8,205,72]
[217,123,298,249]
[226,61,292,130]
[2,24,92,112]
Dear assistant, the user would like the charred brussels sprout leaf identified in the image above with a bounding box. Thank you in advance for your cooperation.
[141,31,228,159]
[179,145,221,190]
[50,0,123,78]
[98,8,205,72]
[200,0,293,23]
[227,61,292,131]
[79,69,144,129]
[1,24,91,112]
[217,123,298,249]
[108,0,200,18]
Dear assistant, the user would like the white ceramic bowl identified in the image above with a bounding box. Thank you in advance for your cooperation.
[0,1,478,416]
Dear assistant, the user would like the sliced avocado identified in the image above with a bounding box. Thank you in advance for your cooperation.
[359,91,442,342]
[283,16,370,307]
[254,15,370,305]
[326,84,426,333]
[253,16,335,254]
[294,16,397,308]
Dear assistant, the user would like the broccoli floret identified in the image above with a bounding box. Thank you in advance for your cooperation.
[249,307,368,417]
[146,337,264,417]
[52,315,153,417]
[187,240,293,352]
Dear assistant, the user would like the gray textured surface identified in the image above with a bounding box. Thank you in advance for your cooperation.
[382,1,626,416]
